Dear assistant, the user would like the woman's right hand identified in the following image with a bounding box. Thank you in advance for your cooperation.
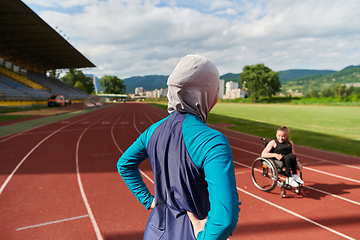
[275,154,283,160]
[187,211,207,239]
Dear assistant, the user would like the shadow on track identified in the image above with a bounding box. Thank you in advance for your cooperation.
[302,182,360,200]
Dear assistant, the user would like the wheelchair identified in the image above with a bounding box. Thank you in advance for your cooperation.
[251,138,303,198]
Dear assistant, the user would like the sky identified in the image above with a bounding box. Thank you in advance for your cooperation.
[22,0,360,79]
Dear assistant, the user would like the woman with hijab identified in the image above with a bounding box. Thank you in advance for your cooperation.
[117,55,240,240]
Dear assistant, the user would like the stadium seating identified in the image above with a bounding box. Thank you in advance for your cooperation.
[0,74,50,100]
[0,67,88,104]
[27,71,88,100]
[0,66,43,90]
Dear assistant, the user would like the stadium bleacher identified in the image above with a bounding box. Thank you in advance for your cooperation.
[0,65,88,104]
[27,71,89,100]
[0,1,95,107]
[0,73,50,100]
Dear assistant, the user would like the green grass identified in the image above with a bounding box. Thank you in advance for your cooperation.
[0,106,48,122]
[148,103,360,157]
[207,113,359,157]
[0,115,34,122]
[0,106,104,137]
[0,106,48,114]
[210,104,360,140]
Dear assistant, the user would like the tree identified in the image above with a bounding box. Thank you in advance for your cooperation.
[74,81,86,92]
[61,69,94,94]
[305,89,320,98]
[48,69,61,79]
[239,64,280,102]
[100,75,126,94]
[321,88,334,98]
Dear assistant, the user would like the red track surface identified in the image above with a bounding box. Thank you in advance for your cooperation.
[0,103,359,240]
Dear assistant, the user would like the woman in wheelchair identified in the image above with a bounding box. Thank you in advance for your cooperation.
[261,126,304,187]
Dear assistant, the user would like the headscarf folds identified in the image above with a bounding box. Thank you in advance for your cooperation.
[167,55,220,123]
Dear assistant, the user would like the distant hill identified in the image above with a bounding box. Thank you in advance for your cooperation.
[123,75,169,94]
[218,70,336,88]
[220,73,240,82]
[281,66,360,94]
[91,65,358,94]
[278,69,335,83]
[123,73,243,93]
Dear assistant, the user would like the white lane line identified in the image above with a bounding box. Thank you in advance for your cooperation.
[76,139,102,240]
[0,124,74,195]
[297,153,360,170]
[75,107,121,240]
[0,119,57,143]
[0,133,56,195]
[305,185,360,206]
[232,148,360,207]
[0,107,111,195]
[17,215,89,231]
[145,107,360,204]
[225,134,360,170]
[231,145,360,184]
[124,106,155,184]
[136,164,356,240]
[236,187,355,240]
[111,106,128,155]
[137,159,356,240]
[302,166,360,184]
[137,105,357,239]
[140,171,154,184]
[140,106,155,124]
[132,108,141,134]
[233,160,360,206]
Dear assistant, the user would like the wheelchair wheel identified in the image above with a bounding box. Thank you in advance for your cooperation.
[251,157,278,192]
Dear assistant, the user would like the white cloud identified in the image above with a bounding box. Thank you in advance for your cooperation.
[23,0,360,79]
[23,0,99,8]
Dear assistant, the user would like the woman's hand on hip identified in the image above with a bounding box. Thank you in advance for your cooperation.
[187,211,207,239]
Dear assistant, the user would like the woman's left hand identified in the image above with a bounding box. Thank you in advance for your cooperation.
[150,198,155,209]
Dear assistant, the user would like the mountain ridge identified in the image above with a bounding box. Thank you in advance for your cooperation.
[122,69,339,93]
[92,65,360,94]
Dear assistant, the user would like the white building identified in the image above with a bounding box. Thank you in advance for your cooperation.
[219,79,225,99]
[145,88,168,98]
[135,87,145,95]
[225,81,239,98]
[223,88,247,99]
[226,81,239,90]
[345,82,360,88]
[222,81,247,99]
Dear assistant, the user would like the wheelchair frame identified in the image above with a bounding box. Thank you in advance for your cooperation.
[251,138,303,198]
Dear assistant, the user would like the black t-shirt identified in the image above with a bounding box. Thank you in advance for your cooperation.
[272,139,292,155]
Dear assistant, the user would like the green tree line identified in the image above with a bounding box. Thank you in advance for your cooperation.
[58,69,126,95]
[306,84,360,100]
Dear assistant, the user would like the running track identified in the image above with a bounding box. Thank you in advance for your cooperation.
[0,103,359,240]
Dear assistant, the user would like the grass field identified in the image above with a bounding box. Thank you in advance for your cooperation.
[0,106,47,122]
[0,115,34,122]
[0,106,48,114]
[149,103,360,157]
[211,103,360,140]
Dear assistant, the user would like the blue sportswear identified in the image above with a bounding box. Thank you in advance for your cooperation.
[118,111,240,240]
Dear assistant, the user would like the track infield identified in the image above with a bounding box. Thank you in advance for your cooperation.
[0,103,359,240]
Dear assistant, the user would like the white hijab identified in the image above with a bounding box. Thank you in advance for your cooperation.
[167,55,220,123]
